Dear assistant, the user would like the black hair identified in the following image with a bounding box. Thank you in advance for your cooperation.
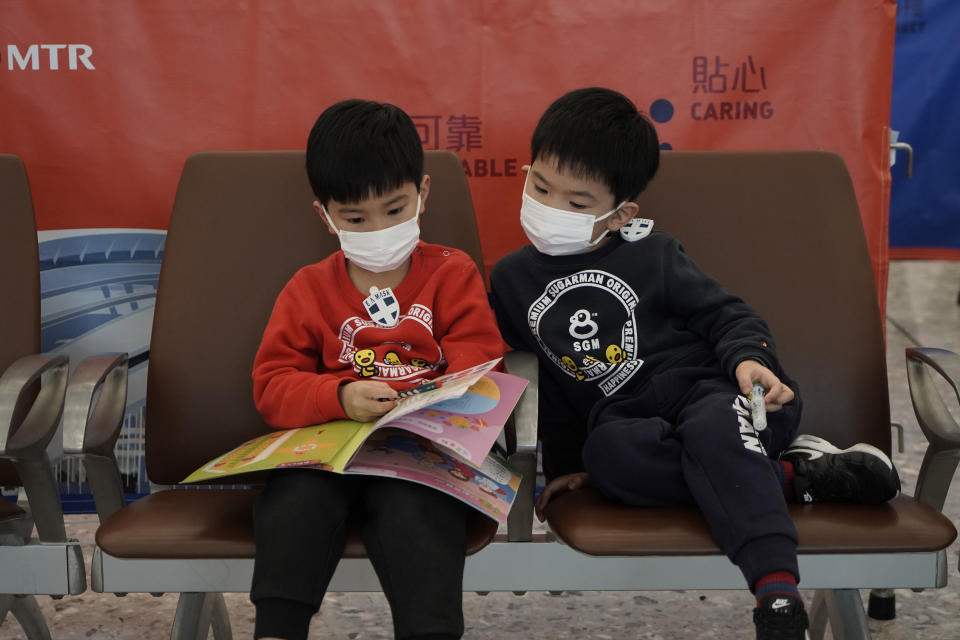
[306,99,423,205]
[531,87,660,203]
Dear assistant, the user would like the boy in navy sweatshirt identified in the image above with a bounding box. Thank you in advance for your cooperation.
[489,87,900,640]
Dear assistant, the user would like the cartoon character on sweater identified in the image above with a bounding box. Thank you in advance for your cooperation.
[354,348,377,377]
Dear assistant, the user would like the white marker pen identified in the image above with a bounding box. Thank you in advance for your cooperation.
[751,382,767,431]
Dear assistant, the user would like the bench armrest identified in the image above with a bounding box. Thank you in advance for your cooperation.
[0,353,69,541]
[0,354,69,455]
[504,350,539,542]
[906,347,960,511]
[63,353,129,524]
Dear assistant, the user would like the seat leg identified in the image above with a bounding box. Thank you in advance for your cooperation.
[171,592,217,640]
[0,594,12,626]
[210,593,233,640]
[0,594,13,627]
[810,589,872,640]
[808,590,829,640]
[9,595,53,640]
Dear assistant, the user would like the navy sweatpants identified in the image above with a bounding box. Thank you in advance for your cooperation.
[251,470,469,640]
[582,366,802,589]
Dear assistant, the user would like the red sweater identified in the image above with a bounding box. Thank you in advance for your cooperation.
[253,242,504,428]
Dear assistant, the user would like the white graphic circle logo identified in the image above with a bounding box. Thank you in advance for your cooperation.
[526,269,644,395]
[568,309,598,339]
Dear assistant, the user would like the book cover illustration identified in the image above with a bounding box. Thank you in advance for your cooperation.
[349,431,519,523]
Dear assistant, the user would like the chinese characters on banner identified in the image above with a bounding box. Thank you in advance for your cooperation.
[691,56,773,121]
[413,115,519,177]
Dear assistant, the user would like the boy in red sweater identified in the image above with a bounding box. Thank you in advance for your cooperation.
[250,99,503,640]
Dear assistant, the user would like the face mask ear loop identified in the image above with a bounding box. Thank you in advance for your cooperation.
[412,192,422,224]
[321,204,342,238]
[521,170,532,200]
[587,201,627,247]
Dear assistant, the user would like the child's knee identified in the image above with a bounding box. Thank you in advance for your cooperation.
[256,470,350,524]
[582,421,621,475]
[582,420,651,483]
[367,479,468,532]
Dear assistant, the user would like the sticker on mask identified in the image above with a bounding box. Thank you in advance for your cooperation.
[363,286,400,327]
[620,218,654,242]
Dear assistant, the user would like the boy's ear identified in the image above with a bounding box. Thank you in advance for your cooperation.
[418,174,431,217]
[606,202,640,231]
[314,200,338,235]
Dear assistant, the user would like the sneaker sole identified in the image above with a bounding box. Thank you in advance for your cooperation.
[783,434,893,470]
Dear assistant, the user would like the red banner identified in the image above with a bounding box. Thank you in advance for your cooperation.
[1,1,897,300]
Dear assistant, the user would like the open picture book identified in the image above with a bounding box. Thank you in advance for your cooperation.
[184,358,527,523]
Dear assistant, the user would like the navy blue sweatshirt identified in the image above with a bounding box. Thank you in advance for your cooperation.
[490,232,779,478]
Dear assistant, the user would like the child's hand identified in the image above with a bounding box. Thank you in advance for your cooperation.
[535,472,590,522]
[338,381,398,422]
[734,360,794,411]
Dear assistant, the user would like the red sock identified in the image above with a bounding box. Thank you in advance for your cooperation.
[755,571,800,606]
[779,460,795,500]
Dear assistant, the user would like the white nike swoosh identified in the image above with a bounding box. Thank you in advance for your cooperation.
[789,449,824,460]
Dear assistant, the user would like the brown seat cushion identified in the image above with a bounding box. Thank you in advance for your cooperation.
[545,488,957,556]
[0,496,25,523]
[95,489,497,559]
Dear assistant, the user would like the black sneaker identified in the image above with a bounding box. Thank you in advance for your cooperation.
[753,594,809,640]
[780,435,901,504]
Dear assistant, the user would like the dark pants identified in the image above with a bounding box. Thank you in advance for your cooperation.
[251,470,469,640]
[582,366,802,589]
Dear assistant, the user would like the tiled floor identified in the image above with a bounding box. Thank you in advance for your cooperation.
[2,259,959,639]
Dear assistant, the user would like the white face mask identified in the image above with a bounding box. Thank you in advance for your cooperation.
[519,174,625,256]
[323,192,422,273]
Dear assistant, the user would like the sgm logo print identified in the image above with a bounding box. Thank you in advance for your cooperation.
[527,269,644,395]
